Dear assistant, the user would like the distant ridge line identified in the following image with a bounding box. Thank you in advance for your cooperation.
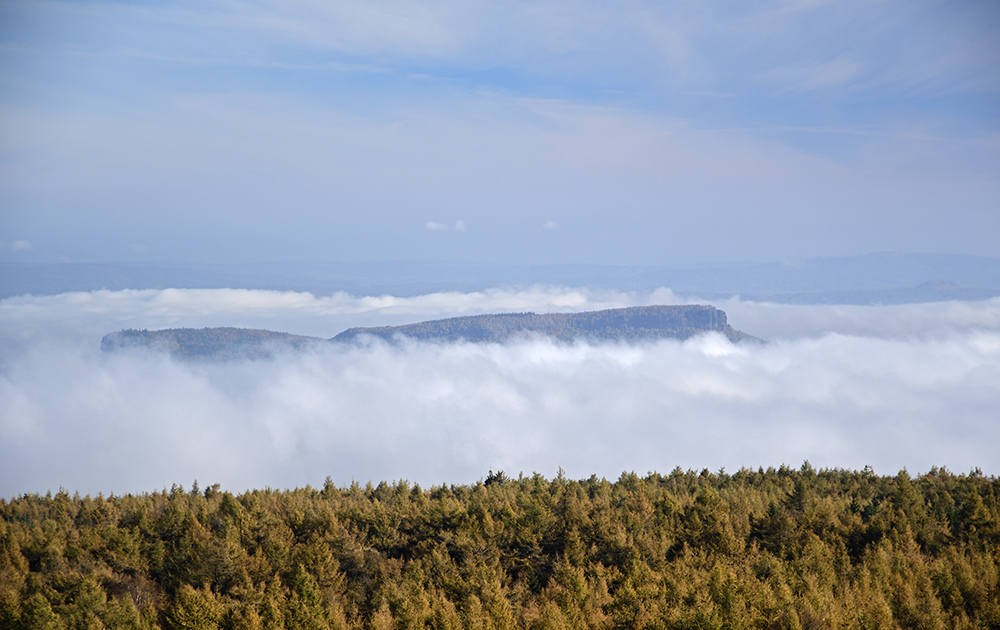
[101,327,322,360]
[101,305,759,360]
[331,304,756,344]
[8,253,1000,302]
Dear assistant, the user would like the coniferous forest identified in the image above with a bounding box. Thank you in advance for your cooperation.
[2,466,999,630]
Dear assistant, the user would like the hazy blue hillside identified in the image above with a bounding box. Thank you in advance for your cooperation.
[101,306,756,359]
[5,253,1000,303]
[333,305,754,344]
[733,280,1000,305]
[101,328,322,360]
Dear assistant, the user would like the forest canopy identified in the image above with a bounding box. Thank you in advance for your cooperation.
[1,465,998,629]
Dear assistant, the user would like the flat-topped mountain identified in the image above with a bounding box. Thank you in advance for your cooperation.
[101,305,757,359]
[332,305,753,344]
[101,327,322,360]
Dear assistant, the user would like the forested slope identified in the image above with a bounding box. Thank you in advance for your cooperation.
[2,466,998,629]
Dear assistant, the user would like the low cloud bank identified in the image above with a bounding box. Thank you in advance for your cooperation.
[4,287,999,342]
[0,286,675,345]
[2,288,999,496]
[721,297,1000,340]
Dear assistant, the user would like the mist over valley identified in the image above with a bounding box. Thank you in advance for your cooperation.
[2,278,998,498]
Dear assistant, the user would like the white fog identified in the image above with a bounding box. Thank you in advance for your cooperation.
[2,288,998,497]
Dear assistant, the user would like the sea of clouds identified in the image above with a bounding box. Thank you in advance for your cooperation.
[2,287,999,497]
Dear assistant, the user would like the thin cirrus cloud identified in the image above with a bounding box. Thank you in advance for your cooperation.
[6,88,994,265]
[1,0,998,264]
[1,288,999,497]
[1,241,33,251]
[425,220,466,232]
[89,0,995,101]
[759,57,866,93]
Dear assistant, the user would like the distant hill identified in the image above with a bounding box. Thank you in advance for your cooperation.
[332,305,754,344]
[8,253,1000,303]
[732,280,1000,305]
[101,327,322,360]
[102,305,757,359]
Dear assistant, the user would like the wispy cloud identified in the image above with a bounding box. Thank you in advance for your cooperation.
[760,57,865,93]
[425,220,466,232]
[9,0,996,108]
[2,0,998,263]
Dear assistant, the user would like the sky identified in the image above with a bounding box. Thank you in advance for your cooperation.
[2,287,999,496]
[1,0,999,265]
[1,2,999,496]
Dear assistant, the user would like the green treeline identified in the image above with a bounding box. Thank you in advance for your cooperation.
[1,465,998,629]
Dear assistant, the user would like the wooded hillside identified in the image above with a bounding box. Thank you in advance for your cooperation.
[2,466,998,629]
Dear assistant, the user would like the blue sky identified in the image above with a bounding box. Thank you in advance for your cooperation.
[1,0,998,265]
